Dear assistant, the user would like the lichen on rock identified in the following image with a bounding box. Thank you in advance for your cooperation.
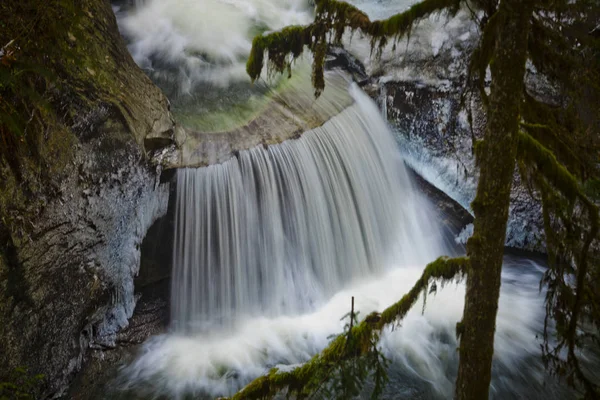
[0,0,175,397]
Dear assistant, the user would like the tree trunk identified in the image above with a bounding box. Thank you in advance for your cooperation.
[455,1,535,399]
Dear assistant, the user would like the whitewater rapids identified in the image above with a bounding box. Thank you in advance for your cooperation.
[117,87,561,399]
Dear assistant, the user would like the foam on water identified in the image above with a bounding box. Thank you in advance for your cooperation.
[118,86,561,400]
[119,259,550,399]
[116,0,313,90]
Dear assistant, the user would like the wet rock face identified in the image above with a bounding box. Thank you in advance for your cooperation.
[67,171,174,400]
[67,290,169,400]
[0,111,170,398]
[0,0,174,396]
[379,80,545,252]
[349,9,548,252]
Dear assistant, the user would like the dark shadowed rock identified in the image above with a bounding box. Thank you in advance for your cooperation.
[0,0,174,397]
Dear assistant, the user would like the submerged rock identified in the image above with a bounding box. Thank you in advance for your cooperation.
[155,65,355,169]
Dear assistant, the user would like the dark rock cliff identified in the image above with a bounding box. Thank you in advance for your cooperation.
[0,0,174,397]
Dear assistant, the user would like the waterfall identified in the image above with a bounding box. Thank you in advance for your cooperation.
[120,87,557,400]
[114,0,575,396]
[171,85,444,332]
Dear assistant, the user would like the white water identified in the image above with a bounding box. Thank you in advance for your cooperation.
[119,87,557,399]
[121,259,550,399]
[114,1,563,398]
[171,85,443,331]
[115,0,313,91]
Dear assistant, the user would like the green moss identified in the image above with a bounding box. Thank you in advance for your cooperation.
[455,321,464,340]
[520,91,598,182]
[517,131,580,202]
[379,256,468,326]
[583,178,600,200]
[227,256,468,400]
[367,0,459,48]
[246,0,460,96]
[247,25,312,83]
[1,0,133,189]
[0,367,44,399]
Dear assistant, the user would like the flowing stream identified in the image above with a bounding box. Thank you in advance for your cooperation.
[113,0,579,399]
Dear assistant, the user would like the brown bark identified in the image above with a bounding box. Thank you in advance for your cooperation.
[455,1,535,399]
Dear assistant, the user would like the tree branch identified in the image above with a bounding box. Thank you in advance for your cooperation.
[224,256,469,400]
[247,0,461,95]
[517,130,600,396]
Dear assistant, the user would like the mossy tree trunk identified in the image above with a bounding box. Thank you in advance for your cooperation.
[455,1,535,399]
[234,0,600,398]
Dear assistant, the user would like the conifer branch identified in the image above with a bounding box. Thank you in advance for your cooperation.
[517,130,600,397]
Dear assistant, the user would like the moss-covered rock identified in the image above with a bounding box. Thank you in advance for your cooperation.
[0,0,174,397]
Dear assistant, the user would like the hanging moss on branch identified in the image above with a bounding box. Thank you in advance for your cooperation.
[244,0,600,397]
[520,91,599,182]
[246,0,460,96]
[517,130,600,397]
[378,256,468,325]
[517,131,583,202]
[516,130,598,274]
[246,26,313,82]
[225,256,469,400]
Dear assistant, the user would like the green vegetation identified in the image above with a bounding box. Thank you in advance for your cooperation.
[237,0,600,399]
[0,0,77,186]
[0,367,43,400]
[225,257,468,400]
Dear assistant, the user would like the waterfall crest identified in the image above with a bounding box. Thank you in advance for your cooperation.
[171,86,444,331]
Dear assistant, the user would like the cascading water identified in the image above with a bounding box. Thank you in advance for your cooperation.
[113,1,586,399]
[171,85,444,332]
[118,86,569,400]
